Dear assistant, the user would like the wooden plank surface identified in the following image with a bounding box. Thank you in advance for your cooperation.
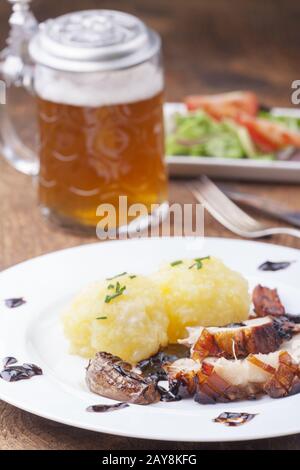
[1,0,300,450]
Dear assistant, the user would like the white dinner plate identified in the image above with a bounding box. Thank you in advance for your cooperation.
[0,236,300,442]
[165,103,300,182]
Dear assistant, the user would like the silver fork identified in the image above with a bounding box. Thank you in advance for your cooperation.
[189,176,300,239]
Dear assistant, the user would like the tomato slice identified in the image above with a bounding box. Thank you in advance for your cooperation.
[236,114,300,151]
[185,91,258,118]
[184,91,300,151]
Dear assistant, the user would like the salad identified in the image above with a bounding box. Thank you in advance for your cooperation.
[166,91,300,160]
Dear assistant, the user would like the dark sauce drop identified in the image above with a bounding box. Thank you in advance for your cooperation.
[2,357,17,368]
[137,344,189,382]
[4,297,26,308]
[22,363,43,375]
[258,261,295,272]
[112,364,147,384]
[214,412,257,427]
[225,322,246,328]
[0,363,43,382]
[113,364,132,378]
[86,402,129,413]
[284,313,300,323]
[156,384,181,402]
[137,345,189,401]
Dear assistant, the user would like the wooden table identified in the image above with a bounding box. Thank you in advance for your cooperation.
[1,0,300,450]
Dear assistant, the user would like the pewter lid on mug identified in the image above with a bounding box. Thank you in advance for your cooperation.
[29,9,161,72]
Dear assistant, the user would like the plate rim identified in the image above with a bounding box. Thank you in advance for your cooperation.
[2,235,300,274]
[1,236,300,442]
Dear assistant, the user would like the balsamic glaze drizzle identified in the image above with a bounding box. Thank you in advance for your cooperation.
[0,358,43,382]
[86,402,129,413]
[4,298,26,308]
[137,344,189,383]
[258,261,295,272]
[225,322,246,328]
[157,384,182,402]
[2,357,17,368]
[214,412,257,426]
[112,364,147,384]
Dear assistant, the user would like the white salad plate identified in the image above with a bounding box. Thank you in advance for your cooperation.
[0,236,300,442]
[165,103,300,182]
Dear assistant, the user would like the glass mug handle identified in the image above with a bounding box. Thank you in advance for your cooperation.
[0,0,39,175]
[0,87,39,176]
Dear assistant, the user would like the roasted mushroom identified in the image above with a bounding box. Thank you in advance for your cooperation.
[86,352,160,405]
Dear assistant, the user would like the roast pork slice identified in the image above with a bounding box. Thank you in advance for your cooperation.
[165,358,201,398]
[166,334,300,403]
[252,284,286,317]
[179,316,292,360]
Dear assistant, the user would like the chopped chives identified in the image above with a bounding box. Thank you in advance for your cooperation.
[106,272,127,280]
[170,260,183,267]
[189,256,210,270]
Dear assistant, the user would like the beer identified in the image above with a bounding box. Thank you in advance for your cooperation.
[37,91,167,229]
[18,9,168,232]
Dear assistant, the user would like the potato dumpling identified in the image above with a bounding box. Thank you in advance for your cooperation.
[63,274,169,364]
[153,257,250,342]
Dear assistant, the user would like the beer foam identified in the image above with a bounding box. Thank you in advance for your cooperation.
[34,62,164,107]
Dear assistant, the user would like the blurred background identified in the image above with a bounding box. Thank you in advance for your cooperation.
[0,0,298,105]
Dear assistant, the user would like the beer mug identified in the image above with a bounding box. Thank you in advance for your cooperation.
[0,1,168,233]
